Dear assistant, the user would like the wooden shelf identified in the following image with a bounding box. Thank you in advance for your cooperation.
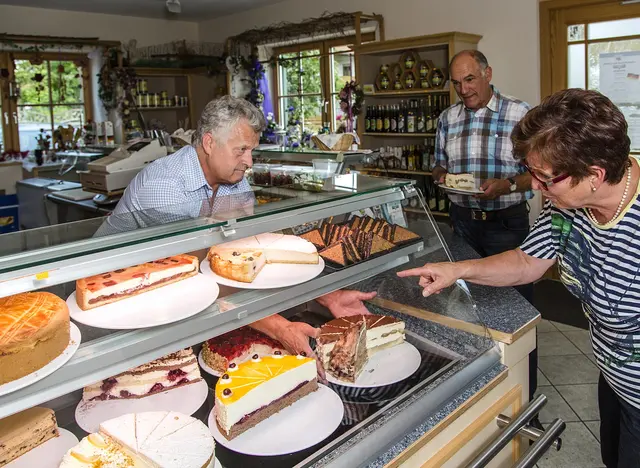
[404,207,449,217]
[364,89,448,98]
[363,132,436,138]
[360,168,432,176]
[137,106,189,111]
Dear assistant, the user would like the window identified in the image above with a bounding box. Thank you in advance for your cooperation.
[274,34,372,133]
[0,53,92,152]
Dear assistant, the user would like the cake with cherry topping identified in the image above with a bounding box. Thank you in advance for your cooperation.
[215,353,318,440]
[76,254,199,310]
[82,348,201,402]
[202,326,287,374]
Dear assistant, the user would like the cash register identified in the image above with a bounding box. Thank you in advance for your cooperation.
[80,139,167,204]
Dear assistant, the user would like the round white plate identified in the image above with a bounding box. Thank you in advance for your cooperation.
[208,384,343,456]
[6,428,78,468]
[75,379,209,433]
[436,183,484,195]
[201,258,325,290]
[67,274,218,329]
[0,323,81,397]
[327,342,421,388]
[198,349,222,377]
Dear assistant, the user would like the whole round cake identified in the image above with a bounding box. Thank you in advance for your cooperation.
[0,292,69,385]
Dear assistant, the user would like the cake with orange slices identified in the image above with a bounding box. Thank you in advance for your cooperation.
[214,353,318,440]
[59,411,214,468]
[0,292,70,386]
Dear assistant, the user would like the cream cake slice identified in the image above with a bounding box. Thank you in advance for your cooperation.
[317,314,406,370]
[0,407,59,466]
[60,412,214,468]
[326,320,367,383]
[215,354,318,440]
[208,249,266,283]
[445,173,476,191]
[83,348,202,402]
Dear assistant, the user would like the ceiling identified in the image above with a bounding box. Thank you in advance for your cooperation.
[0,0,289,21]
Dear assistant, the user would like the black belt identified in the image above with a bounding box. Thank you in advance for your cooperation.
[451,202,527,221]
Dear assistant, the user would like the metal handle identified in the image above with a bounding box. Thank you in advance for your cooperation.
[514,419,566,468]
[12,111,17,124]
[466,394,548,468]
[496,414,561,450]
[3,111,7,125]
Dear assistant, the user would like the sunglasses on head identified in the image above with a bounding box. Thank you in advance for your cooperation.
[522,163,570,190]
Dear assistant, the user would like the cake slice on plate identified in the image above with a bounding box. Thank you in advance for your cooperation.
[319,241,348,267]
[202,326,287,374]
[75,254,199,310]
[209,249,266,283]
[215,354,318,440]
[82,348,202,401]
[299,229,326,249]
[0,407,59,466]
[445,173,476,190]
[370,234,396,255]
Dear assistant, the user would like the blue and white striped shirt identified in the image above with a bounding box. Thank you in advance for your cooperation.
[434,86,533,210]
[521,165,640,410]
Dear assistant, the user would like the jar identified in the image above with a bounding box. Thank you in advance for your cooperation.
[270,166,295,186]
[252,163,279,185]
[143,93,151,107]
[174,95,180,107]
[152,93,160,107]
[139,79,148,93]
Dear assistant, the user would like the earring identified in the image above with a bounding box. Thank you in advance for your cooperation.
[590,178,597,192]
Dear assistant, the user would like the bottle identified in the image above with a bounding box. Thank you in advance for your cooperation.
[376,105,383,133]
[407,100,416,133]
[421,143,430,171]
[401,146,408,170]
[417,101,425,134]
[425,96,433,132]
[365,106,371,133]
[438,187,447,212]
[398,101,406,133]
[428,178,437,211]
[390,105,398,133]
[383,105,391,133]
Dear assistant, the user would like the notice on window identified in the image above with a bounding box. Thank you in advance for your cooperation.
[599,51,640,105]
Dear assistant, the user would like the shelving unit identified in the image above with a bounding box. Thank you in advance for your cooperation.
[137,106,189,112]
[364,89,449,98]
[363,132,436,138]
[360,168,432,176]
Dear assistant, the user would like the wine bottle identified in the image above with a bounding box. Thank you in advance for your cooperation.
[407,100,416,133]
[417,101,425,133]
[390,105,398,133]
[376,105,383,133]
[383,105,391,133]
[364,106,371,132]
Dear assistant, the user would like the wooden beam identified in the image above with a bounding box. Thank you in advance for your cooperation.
[0,33,119,48]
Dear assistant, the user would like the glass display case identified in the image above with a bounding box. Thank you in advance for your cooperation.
[0,174,499,468]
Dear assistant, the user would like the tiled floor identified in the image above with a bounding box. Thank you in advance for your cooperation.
[534,320,604,468]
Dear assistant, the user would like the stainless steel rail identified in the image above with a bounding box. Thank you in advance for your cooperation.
[514,419,566,468]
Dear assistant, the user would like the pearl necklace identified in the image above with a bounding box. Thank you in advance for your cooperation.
[586,164,632,226]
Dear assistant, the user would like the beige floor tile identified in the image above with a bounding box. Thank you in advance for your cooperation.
[563,330,593,355]
[556,384,599,421]
[535,387,580,424]
[538,355,600,385]
[538,368,551,386]
[550,321,587,333]
[537,422,604,468]
[585,421,601,442]
[538,332,582,357]
[538,319,558,333]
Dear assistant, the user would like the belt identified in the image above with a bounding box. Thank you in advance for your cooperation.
[451,202,527,221]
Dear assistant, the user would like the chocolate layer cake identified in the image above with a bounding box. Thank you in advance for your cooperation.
[0,407,59,466]
[327,320,367,383]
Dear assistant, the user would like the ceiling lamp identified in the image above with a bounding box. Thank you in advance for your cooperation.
[166,0,182,14]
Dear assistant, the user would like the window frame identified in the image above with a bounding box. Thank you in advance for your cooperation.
[0,51,93,152]
[272,33,374,133]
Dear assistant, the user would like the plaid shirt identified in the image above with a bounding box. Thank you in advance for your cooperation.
[433,86,533,211]
[96,145,254,236]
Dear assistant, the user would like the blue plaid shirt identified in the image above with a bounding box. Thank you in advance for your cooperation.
[433,86,533,211]
[96,145,254,236]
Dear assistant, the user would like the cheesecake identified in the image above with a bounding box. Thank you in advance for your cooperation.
[215,354,318,440]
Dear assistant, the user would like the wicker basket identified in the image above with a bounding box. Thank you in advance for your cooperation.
[312,133,354,151]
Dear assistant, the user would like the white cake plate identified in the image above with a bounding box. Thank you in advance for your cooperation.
[75,379,209,433]
[435,182,484,195]
[198,349,223,377]
[0,323,81,397]
[5,428,78,468]
[326,342,422,388]
[67,274,218,329]
[208,384,343,456]
[201,258,325,289]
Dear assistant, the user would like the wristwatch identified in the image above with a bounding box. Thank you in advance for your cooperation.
[508,177,517,193]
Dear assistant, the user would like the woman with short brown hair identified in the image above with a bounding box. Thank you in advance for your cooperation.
[399,88,640,467]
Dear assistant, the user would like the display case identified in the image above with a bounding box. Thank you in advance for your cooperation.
[0,174,502,467]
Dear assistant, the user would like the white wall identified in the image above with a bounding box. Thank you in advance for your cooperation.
[0,5,199,46]
[198,0,543,221]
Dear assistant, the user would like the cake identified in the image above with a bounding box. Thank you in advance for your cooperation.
[60,411,214,468]
[0,407,59,466]
[325,320,367,383]
[299,229,326,249]
[445,173,476,190]
[208,233,318,283]
[202,326,287,374]
[0,292,70,386]
[215,354,318,440]
[83,348,202,402]
[76,254,199,310]
[317,315,406,382]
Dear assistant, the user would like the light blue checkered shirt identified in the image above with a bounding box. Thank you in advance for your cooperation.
[433,86,533,211]
[95,145,254,236]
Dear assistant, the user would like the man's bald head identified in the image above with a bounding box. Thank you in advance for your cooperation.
[449,50,493,111]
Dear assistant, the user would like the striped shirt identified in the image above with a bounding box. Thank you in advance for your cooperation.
[433,86,533,210]
[521,166,640,409]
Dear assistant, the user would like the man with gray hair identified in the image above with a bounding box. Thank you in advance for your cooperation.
[110,95,266,215]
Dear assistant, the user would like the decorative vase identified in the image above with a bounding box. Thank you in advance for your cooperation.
[34,149,43,166]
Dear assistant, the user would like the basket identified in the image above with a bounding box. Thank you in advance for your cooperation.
[312,133,355,152]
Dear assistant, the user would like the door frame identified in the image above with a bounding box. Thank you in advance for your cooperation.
[540,0,640,99]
